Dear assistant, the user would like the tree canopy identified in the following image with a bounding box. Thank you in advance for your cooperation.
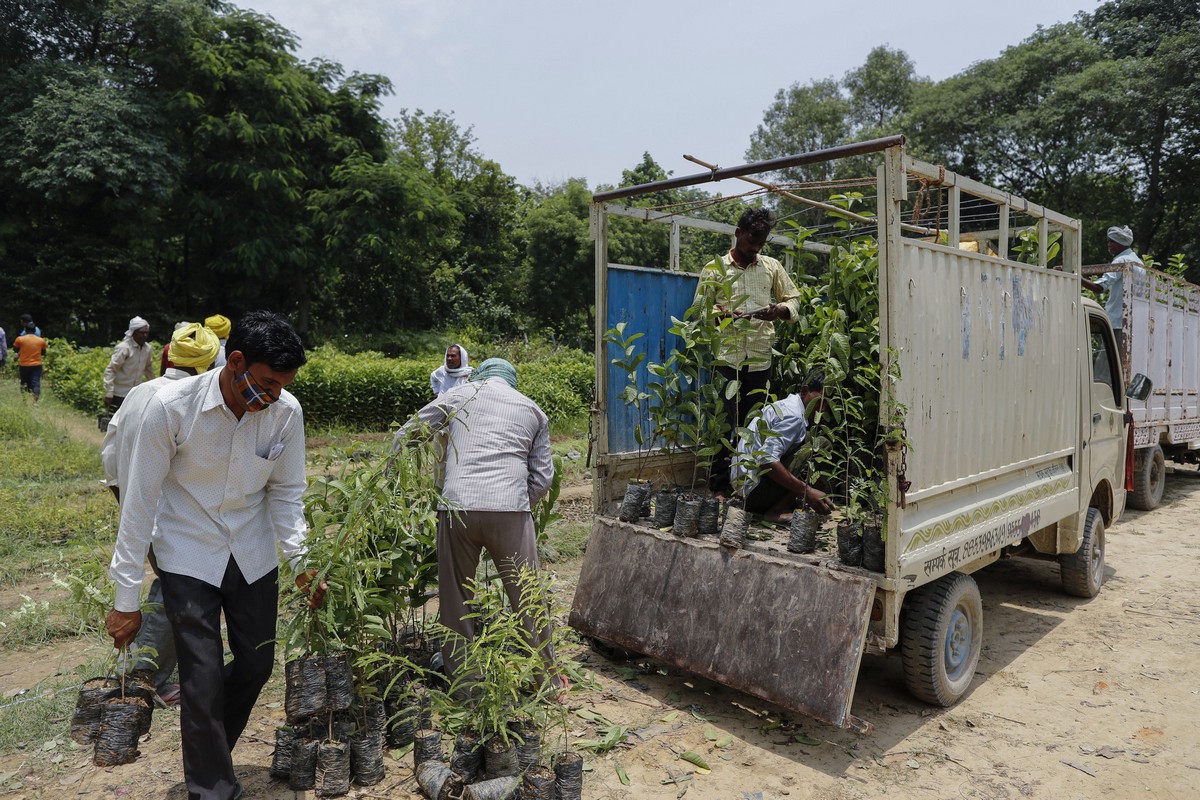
[2,0,1197,348]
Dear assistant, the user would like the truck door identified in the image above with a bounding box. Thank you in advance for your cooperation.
[1088,312,1127,512]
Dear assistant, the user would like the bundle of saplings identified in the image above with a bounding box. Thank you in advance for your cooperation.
[73,650,156,766]
[273,437,448,793]
[417,567,590,800]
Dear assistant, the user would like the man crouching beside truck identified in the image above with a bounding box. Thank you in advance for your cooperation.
[729,369,835,521]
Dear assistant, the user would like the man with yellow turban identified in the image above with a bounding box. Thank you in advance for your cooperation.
[205,313,231,368]
[100,322,221,705]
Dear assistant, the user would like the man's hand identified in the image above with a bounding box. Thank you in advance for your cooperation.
[296,570,328,610]
[105,609,142,648]
[804,485,835,514]
[758,303,790,321]
[103,396,115,410]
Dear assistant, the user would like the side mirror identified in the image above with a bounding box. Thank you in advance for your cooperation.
[1126,373,1152,402]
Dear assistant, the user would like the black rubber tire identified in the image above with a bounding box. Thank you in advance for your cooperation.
[900,572,983,707]
[1060,507,1105,598]
[1130,444,1165,511]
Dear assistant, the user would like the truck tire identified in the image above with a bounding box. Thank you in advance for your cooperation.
[1060,507,1105,598]
[900,572,982,707]
[1130,444,1165,510]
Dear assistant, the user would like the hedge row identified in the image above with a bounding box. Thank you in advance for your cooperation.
[47,341,593,431]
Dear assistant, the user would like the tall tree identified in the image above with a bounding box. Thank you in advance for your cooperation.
[523,179,593,344]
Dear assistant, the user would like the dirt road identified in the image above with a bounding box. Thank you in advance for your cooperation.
[3,478,1197,799]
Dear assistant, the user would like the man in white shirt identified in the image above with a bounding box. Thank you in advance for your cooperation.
[104,315,155,409]
[101,322,220,705]
[1082,224,1146,357]
[105,311,324,800]
[730,370,834,520]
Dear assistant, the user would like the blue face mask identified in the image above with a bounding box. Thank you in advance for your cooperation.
[233,369,276,412]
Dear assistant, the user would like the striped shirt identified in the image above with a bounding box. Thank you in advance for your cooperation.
[694,251,801,371]
[397,378,554,512]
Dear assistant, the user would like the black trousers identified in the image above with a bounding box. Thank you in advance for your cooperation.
[159,558,278,800]
[711,365,773,490]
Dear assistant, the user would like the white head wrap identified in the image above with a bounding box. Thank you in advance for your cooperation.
[125,316,150,337]
[1107,225,1134,247]
[444,343,472,378]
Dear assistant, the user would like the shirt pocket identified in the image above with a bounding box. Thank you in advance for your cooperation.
[234,454,276,498]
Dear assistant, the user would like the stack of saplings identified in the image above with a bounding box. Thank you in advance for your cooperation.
[413,568,587,800]
[72,656,154,767]
[273,650,386,795]
[605,263,756,539]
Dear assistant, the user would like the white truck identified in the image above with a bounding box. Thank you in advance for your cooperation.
[570,138,1150,733]
[1083,261,1200,510]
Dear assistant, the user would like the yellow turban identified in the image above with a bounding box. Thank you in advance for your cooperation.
[170,323,220,372]
[204,314,231,340]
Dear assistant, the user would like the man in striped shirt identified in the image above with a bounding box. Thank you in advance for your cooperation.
[396,358,560,691]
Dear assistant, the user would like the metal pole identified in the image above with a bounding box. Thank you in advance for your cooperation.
[593,135,906,203]
[682,154,876,225]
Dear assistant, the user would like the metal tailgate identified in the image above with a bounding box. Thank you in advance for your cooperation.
[569,518,876,733]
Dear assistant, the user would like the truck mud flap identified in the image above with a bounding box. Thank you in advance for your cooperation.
[569,518,876,733]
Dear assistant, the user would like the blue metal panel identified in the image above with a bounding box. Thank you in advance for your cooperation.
[606,266,699,454]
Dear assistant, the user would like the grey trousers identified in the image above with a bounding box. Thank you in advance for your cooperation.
[436,510,556,683]
[130,577,178,690]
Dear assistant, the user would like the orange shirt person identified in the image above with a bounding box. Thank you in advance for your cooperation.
[13,322,47,402]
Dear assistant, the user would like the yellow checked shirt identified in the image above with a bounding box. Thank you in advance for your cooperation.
[693,251,801,372]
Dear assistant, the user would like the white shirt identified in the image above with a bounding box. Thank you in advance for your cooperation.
[430,366,472,396]
[104,337,155,398]
[1097,249,1145,331]
[101,368,197,488]
[398,378,554,512]
[730,393,810,493]
[109,368,308,611]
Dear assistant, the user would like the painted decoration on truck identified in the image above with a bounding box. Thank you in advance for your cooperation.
[902,475,1071,554]
[918,508,1042,578]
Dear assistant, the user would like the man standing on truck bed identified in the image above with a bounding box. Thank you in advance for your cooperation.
[694,207,801,490]
[1082,224,1145,356]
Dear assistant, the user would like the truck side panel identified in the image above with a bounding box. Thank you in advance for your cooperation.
[888,240,1083,585]
[1127,267,1200,447]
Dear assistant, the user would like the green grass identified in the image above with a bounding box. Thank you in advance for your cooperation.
[545,519,591,561]
[0,651,113,755]
[0,382,118,586]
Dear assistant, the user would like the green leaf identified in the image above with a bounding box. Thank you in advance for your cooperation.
[679,751,710,770]
[616,764,630,785]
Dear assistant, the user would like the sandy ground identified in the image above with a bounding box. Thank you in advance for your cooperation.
[2,476,1198,800]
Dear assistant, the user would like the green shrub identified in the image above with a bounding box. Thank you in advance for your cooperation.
[290,346,440,430]
[45,340,110,414]
[37,337,596,431]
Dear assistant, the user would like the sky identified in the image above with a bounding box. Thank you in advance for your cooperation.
[240,0,1100,189]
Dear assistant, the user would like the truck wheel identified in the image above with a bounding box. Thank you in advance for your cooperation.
[900,572,982,707]
[1130,444,1165,510]
[1060,507,1105,598]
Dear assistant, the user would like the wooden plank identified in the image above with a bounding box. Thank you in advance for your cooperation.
[569,518,876,732]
